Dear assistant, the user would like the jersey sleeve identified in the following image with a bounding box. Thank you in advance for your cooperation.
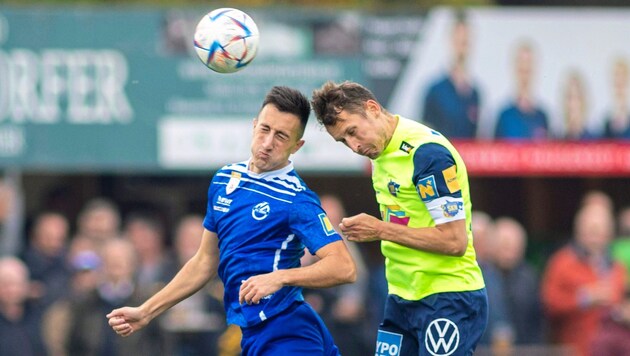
[202,175,218,233]
[412,142,465,225]
[289,195,342,255]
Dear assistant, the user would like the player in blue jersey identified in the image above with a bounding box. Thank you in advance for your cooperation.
[106,86,356,355]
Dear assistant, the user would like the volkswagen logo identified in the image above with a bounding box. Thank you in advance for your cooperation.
[424,318,460,356]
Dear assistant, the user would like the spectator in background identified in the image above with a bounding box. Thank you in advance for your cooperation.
[493,217,543,345]
[495,41,550,140]
[590,291,630,356]
[0,257,48,356]
[161,214,229,356]
[123,212,176,297]
[581,189,614,211]
[422,10,480,138]
[612,206,630,280]
[0,174,25,256]
[22,212,70,308]
[603,57,630,139]
[75,198,121,251]
[562,70,597,140]
[471,211,511,350]
[68,238,165,356]
[541,203,626,356]
[42,246,102,356]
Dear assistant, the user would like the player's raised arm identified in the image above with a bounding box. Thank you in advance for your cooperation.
[106,228,219,337]
[239,240,356,305]
[340,213,468,257]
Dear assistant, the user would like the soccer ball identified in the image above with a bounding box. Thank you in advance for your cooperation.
[193,8,259,74]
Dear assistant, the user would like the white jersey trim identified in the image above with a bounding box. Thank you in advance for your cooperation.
[273,234,295,271]
[425,196,466,225]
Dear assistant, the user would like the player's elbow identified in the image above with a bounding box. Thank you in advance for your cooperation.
[446,235,468,257]
[339,259,357,284]
[449,244,467,257]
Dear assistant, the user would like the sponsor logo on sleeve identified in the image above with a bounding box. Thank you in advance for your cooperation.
[442,165,460,193]
[417,175,439,202]
[441,201,464,218]
[318,213,336,236]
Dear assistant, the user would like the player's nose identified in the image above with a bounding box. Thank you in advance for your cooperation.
[261,133,274,149]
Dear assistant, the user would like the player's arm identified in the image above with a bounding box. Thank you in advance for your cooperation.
[107,229,219,337]
[239,240,356,305]
[341,213,467,256]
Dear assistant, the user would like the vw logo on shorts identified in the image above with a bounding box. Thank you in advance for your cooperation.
[424,318,460,356]
[252,202,270,220]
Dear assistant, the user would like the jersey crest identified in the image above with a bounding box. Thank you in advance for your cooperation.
[226,171,241,194]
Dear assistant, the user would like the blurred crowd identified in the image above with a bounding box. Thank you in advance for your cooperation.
[474,190,630,356]
[2,171,630,356]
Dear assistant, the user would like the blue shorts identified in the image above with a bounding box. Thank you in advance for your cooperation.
[376,289,488,356]
[240,301,340,356]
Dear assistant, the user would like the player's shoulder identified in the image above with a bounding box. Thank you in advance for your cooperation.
[397,118,447,146]
[220,161,248,174]
[415,141,452,157]
[412,142,457,177]
[211,161,248,182]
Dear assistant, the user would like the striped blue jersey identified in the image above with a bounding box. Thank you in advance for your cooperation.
[203,160,341,327]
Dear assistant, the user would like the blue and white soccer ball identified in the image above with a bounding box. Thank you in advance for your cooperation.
[193,8,259,74]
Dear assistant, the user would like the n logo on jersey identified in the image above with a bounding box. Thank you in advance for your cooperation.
[252,202,270,221]
[424,318,460,356]
[417,175,439,202]
[318,213,336,236]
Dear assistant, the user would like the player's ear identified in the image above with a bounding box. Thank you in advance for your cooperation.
[252,118,258,130]
[291,139,305,154]
[365,99,380,115]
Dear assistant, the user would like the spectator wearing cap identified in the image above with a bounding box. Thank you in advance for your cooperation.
[41,236,102,356]
[67,238,166,356]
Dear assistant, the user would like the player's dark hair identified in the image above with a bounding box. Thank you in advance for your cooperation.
[311,81,379,127]
[262,86,311,138]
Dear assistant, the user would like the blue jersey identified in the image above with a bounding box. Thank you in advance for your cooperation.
[203,160,341,327]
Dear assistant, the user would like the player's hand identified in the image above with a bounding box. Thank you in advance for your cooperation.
[239,272,282,305]
[106,306,148,337]
[339,213,382,243]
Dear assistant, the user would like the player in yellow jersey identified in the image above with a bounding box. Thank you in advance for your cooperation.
[312,81,487,356]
